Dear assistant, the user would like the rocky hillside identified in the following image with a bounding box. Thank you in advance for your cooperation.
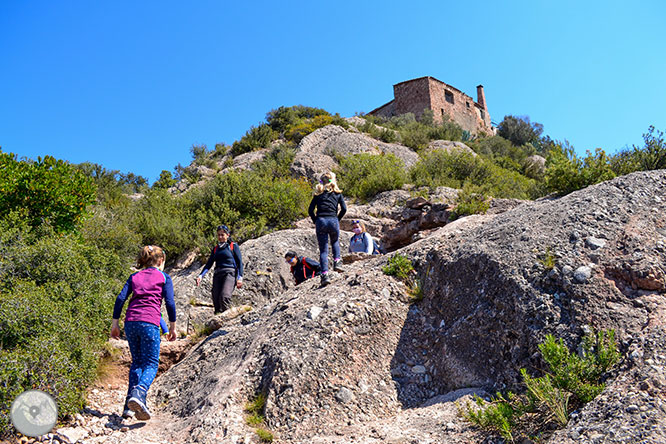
[93,169,666,444]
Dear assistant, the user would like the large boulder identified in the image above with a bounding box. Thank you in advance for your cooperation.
[169,228,352,333]
[127,170,665,443]
[291,125,419,181]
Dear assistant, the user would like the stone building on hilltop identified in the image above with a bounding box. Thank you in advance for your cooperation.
[369,76,494,135]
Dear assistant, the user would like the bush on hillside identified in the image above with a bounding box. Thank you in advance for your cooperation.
[450,184,490,220]
[336,153,407,201]
[361,112,464,151]
[231,124,277,156]
[0,218,125,436]
[266,105,331,135]
[186,170,311,249]
[410,150,541,199]
[497,115,544,150]
[130,188,194,260]
[461,330,619,442]
[0,152,96,233]
[152,170,177,189]
[610,126,666,175]
[545,145,616,195]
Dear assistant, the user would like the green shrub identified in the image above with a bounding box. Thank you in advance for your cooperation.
[266,105,330,134]
[410,150,487,189]
[251,143,297,179]
[460,330,619,442]
[450,184,490,220]
[382,254,415,283]
[0,219,125,436]
[545,145,616,195]
[285,114,335,143]
[152,170,177,189]
[130,188,193,260]
[186,169,311,248]
[0,152,96,233]
[610,126,666,175]
[231,124,277,156]
[336,153,407,201]
[256,428,274,442]
[497,115,544,148]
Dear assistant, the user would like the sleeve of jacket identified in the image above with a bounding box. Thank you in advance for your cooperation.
[308,195,317,224]
[233,244,244,279]
[199,248,216,278]
[112,275,133,319]
[304,257,321,272]
[337,193,347,220]
[163,274,177,322]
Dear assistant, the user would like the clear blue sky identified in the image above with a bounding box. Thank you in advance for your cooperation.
[1,1,664,183]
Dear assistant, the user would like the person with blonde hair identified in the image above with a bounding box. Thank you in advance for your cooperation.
[308,171,347,287]
[111,245,176,420]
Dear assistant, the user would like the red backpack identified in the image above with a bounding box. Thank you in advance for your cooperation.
[213,242,235,254]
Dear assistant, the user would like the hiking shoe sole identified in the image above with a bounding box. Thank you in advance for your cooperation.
[127,398,151,421]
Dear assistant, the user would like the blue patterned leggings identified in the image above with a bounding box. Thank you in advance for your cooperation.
[124,321,161,394]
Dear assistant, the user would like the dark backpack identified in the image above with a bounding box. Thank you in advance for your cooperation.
[371,236,384,255]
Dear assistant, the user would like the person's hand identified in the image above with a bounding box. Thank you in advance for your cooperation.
[196,276,201,287]
[236,280,243,289]
[167,330,177,341]
[110,320,121,339]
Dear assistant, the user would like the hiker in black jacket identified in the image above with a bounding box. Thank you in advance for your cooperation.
[308,171,347,287]
[195,224,243,314]
[284,251,321,285]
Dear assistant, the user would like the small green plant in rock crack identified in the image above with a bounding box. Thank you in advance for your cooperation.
[382,254,415,284]
[383,253,423,301]
[459,329,620,443]
[538,247,556,270]
[256,427,274,442]
[245,393,267,426]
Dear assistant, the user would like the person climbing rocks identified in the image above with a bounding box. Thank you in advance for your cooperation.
[196,224,243,314]
[348,220,373,254]
[111,245,176,421]
[308,171,347,287]
[284,251,321,285]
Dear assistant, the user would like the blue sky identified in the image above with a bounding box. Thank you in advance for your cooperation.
[1,1,664,183]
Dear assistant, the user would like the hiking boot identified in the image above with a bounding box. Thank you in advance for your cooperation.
[320,273,330,287]
[121,406,134,419]
[127,388,151,421]
[333,260,345,272]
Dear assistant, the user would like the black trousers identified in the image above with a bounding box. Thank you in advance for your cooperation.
[211,269,235,314]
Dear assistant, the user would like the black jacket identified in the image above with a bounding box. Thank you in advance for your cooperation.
[291,256,321,285]
[308,191,347,223]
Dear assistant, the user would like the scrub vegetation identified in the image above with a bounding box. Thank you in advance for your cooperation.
[0,105,660,437]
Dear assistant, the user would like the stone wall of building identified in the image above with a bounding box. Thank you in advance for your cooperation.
[369,76,494,135]
[393,77,432,119]
[426,78,492,134]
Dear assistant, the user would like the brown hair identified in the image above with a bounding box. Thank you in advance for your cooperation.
[137,245,165,268]
[314,171,342,195]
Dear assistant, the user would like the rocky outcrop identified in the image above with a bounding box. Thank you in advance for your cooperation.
[106,170,666,444]
[291,125,419,181]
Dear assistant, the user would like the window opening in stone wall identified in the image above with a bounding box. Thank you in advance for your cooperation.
[466,101,470,108]
[445,90,454,104]
[480,109,485,121]
[441,109,445,119]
